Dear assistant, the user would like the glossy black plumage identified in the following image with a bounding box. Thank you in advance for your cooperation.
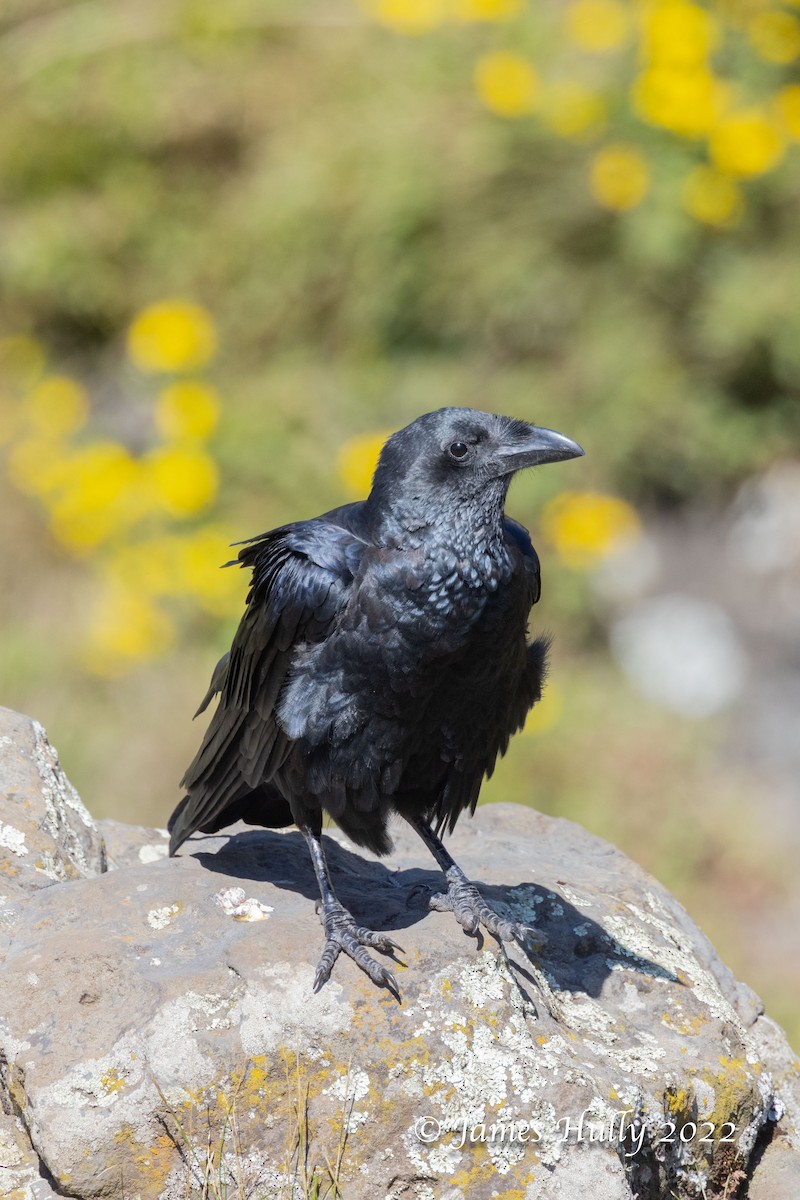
[168,407,583,995]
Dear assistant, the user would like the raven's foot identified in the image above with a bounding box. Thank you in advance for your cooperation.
[429,866,530,943]
[313,899,403,1000]
[430,868,560,1020]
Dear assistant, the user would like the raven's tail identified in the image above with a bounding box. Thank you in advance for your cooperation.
[167,785,295,857]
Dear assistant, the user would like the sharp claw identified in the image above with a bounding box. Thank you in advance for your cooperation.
[372,934,405,954]
[382,971,401,1000]
[312,901,403,997]
[514,923,547,949]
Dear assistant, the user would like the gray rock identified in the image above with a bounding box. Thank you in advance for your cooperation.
[0,706,106,901]
[748,1139,800,1200]
[0,707,798,1200]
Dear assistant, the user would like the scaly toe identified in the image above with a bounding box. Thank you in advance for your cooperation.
[432,876,538,946]
[313,901,403,997]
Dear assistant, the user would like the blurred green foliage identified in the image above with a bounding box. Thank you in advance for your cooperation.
[1,0,799,514]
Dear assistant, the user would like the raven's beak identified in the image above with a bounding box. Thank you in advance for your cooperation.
[498,425,584,473]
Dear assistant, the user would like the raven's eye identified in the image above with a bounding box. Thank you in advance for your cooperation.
[448,442,469,460]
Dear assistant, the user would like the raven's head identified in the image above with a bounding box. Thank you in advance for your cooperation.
[366,407,583,522]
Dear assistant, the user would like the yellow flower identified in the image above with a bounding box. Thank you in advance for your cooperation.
[24,376,89,439]
[641,1,718,67]
[359,0,446,33]
[541,490,641,569]
[543,82,607,139]
[82,582,174,677]
[0,335,46,389]
[145,444,218,516]
[521,681,564,736]
[179,526,247,616]
[590,144,649,211]
[0,393,21,447]
[748,11,800,64]
[452,0,524,19]
[107,536,185,598]
[682,166,743,227]
[127,300,217,374]
[8,437,73,497]
[709,109,784,178]
[475,52,539,118]
[633,67,729,138]
[776,84,800,140]
[567,0,629,52]
[47,443,144,553]
[154,381,220,442]
[337,430,391,496]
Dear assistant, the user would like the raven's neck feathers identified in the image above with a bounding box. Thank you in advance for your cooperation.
[323,487,514,590]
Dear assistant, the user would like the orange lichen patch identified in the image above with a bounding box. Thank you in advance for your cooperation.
[665,1085,693,1115]
[100,1068,126,1095]
[661,1009,708,1035]
[698,1056,758,1136]
[112,1127,175,1195]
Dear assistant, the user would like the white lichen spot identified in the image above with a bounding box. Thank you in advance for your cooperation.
[147,904,180,930]
[620,981,646,1014]
[0,1127,24,1167]
[35,851,64,881]
[604,905,743,1029]
[558,884,595,909]
[139,844,168,864]
[328,1067,370,1104]
[426,1140,464,1175]
[693,1078,716,1118]
[616,1032,667,1075]
[0,824,27,856]
[235,965,351,1057]
[555,994,617,1043]
[214,886,273,921]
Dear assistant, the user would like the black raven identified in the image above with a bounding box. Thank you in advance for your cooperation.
[168,408,583,997]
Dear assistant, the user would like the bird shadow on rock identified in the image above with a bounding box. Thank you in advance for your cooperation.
[193,829,678,1003]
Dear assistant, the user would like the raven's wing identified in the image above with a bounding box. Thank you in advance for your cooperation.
[504,516,541,605]
[168,518,366,855]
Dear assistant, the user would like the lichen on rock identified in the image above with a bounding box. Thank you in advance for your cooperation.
[0,706,798,1200]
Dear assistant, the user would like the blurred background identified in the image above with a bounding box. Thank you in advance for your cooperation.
[0,0,798,1044]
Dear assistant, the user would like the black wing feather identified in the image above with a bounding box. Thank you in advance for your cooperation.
[168,519,365,855]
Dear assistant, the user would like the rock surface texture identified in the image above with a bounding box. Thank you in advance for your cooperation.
[0,706,798,1200]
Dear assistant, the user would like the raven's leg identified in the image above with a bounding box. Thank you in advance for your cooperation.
[409,817,560,1019]
[407,817,530,944]
[299,822,403,999]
